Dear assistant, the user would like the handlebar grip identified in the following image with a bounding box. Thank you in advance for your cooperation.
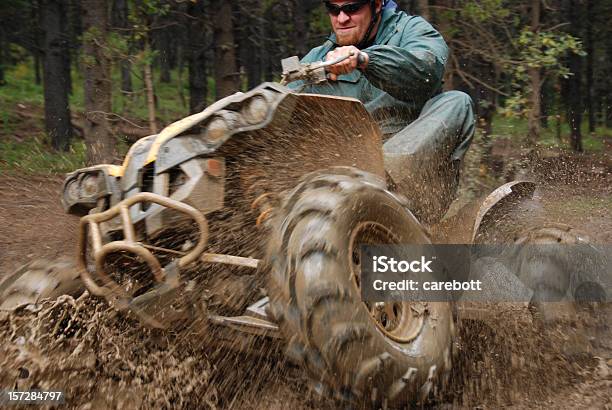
[357,52,367,67]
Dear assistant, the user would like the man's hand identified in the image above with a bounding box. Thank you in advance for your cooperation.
[325,46,369,81]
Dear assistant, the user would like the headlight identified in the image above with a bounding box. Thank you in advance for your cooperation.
[242,95,269,124]
[205,117,229,144]
[81,174,99,197]
[62,167,119,216]
[65,179,80,202]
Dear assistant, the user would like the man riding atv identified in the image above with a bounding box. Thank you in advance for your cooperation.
[3,1,605,408]
[292,0,475,223]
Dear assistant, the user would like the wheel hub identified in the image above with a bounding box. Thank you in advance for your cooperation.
[349,222,425,343]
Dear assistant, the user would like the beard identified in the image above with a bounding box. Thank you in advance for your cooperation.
[334,29,362,46]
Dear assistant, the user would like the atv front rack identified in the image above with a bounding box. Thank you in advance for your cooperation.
[77,192,209,327]
[78,192,278,334]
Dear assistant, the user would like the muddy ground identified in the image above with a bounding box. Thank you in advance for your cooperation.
[0,145,610,409]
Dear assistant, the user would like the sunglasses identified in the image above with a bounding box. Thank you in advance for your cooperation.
[324,0,369,16]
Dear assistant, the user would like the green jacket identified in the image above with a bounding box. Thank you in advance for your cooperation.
[291,9,449,135]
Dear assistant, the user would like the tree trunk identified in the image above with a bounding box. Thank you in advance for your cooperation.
[68,0,83,60]
[212,0,239,99]
[528,68,542,143]
[42,0,73,151]
[34,54,42,85]
[112,0,132,93]
[156,20,172,83]
[159,52,171,83]
[82,0,115,164]
[33,1,43,85]
[607,31,612,128]
[0,28,5,86]
[144,42,158,133]
[478,63,499,173]
[527,0,541,144]
[540,78,550,129]
[585,0,595,132]
[565,0,583,152]
[479,63,498,137]
[177,44,186,109]
[436,0,454,90]
[61,7,72,95]
[417,0,430,20]
[236,0,262,89]
[600,10,612,128]
[245,32,262,89]
[261,4,273,81]
[186,1,207,114]
[292,0,308,57]
[566,64,583,152]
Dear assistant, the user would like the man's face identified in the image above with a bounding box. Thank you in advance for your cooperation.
[326,0,380,46]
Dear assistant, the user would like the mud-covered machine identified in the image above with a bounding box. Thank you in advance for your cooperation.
[0,55,593,407]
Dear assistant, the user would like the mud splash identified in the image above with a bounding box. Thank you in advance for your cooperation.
[450,303,611,408]
[0,296,218,409]
[1,295,609,409]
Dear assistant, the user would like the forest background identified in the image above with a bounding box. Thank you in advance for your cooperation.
[0,0,610,171]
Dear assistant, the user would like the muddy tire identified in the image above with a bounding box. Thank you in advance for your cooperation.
[265,167,454,407]
[512,224,599,296]
[511,224,607,320]
[0,257,85,311]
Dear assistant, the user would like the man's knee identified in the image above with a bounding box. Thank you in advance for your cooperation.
[421,90,474,122]
[441,90,474,113]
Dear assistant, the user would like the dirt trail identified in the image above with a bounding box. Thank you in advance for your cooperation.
[0,148,610,409]
[0,174,77,275]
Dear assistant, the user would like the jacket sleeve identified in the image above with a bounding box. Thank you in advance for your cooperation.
[363,16,448,102]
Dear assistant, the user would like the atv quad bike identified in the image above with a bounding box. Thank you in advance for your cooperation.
[0,55,603,407]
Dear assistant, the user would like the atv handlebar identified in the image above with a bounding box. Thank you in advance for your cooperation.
[312,51,367,70]
[280,51,368,86]
[311,52,352,71]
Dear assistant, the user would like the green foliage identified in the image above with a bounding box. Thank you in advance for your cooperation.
[129,0,170,41]
[516,29,584,75]
[138,0,170,16]
[459,0,510,22]
[500,29,585,119]
[0,58,187,174]
[0,61,85,174]
[0,61,44,106]
[111,66,188,122]
[0,0,607,173]
[79,53,97,68]
[309,6,332,37]
[136,47,158,67]
[81,27,117,67]
[8,43,30,64]
[498,93,529,118]
[107,32,131,59]
[492,115,609,152]
[82,26,103,48]
[0,136,87,175]
[446,1,590,129]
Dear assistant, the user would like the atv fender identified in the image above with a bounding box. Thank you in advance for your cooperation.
[472,181,536,243]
